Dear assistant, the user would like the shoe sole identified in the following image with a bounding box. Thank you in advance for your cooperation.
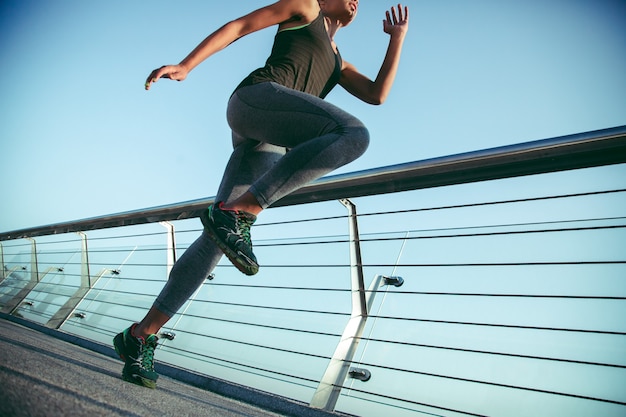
[113,332,126,360]
[200,210,259,276]
[123,373,157,389]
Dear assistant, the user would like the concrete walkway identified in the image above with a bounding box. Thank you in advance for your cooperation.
[0,319,329,417]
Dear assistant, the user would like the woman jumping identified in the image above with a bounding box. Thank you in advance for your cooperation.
[114,0,409,388]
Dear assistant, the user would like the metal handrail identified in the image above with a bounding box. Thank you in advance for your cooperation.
[2,125,625,241]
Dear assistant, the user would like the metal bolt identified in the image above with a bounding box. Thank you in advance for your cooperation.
[159,331,176,340]
[348,368,371,382]
[383,275,404,287]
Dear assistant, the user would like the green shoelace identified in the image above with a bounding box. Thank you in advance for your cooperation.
[141,336,158,371]
[236,215,255,245]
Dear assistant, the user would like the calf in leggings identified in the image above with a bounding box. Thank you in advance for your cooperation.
[114,0,409,388]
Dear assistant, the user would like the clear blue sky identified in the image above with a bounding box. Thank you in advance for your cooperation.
[2,3,625,415]
[1,0,625,233]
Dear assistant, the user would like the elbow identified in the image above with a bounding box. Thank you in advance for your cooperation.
[373,96,386,105]
[357,95,384,106]
[345,81,388,105]
[367,94,387,106]
[360,89,386,105]
[367,86,389,105]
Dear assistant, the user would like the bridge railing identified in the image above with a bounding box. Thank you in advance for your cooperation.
[1,126,625,417]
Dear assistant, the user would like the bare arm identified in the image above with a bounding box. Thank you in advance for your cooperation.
[145,0,318,90]
[339,4,409,105]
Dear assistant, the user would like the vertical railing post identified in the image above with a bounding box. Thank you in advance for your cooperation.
[78,232,91,288]
[310,199,368,411]
[28,237,39,284]
[2,238,39,314]
[46,232,99,329]
[311,200,405,412]
[0,242,5,283]
[160,221,177,278]
[342,199,367,317]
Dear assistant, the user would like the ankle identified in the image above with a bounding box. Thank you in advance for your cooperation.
[220,194,263,216]
[132,323,157,339]
[222,205,262,217]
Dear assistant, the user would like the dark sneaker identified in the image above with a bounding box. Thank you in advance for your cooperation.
[113,325,159,388]
[200,202,259,276]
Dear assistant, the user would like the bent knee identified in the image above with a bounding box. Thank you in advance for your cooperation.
[343,124,370,157]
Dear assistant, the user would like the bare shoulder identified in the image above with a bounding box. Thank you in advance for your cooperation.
[274,0,320,29]
[231,0,319,36]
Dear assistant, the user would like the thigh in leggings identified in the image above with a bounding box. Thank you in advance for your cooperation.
[226,82,369,208]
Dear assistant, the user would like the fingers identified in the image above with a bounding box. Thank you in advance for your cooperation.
[144,65,178,90]
[383,4,409,34]
[145,66,165,90]
[393,4,408,23]
[385,4,409,26]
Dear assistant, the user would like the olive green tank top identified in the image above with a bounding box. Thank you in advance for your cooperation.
[236,13,342,99]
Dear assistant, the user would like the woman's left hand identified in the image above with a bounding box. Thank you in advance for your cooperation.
[383,4,409,37]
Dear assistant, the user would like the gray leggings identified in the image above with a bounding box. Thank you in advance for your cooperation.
[153,82,369,317]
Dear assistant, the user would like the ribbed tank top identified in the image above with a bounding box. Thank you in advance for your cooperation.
[235,13,342,99]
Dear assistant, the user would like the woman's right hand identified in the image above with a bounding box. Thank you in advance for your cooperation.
[383,4,409,38]
[145,64,189,90]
